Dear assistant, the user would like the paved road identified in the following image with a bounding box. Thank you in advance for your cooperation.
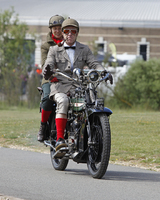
[0,147,160,200]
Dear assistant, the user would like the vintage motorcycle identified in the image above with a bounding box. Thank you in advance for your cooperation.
[38,68,112,179]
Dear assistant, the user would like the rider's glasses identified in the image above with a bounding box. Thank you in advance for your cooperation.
[63,29,77,35]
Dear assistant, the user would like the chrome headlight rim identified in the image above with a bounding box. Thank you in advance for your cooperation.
[86,69,100,83]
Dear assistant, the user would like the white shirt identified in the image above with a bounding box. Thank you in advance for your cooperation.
[64,42,76,71]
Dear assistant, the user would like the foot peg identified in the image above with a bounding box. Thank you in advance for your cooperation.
[52,147,69,159]
[44,140,55,150]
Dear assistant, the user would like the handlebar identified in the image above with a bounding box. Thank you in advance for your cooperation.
[55,70,79,85]
[55,69,111,85]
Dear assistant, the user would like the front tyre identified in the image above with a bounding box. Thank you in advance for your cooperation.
[50,148,69,171]
[87,113,111,179]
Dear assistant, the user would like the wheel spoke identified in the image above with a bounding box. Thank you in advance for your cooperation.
[88,116,103,169]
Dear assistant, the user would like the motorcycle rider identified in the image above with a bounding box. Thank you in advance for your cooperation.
[43,18,113,150]
[37,15,64,142]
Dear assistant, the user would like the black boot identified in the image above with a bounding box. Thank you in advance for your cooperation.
[37,122,47,142]
[55,138,67,151]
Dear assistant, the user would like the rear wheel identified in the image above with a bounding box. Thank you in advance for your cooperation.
[87,113,111,179]
[49,113,69,171]
[50,148,69,170]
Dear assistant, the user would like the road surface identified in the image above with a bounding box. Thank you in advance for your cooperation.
[0,147,159,200]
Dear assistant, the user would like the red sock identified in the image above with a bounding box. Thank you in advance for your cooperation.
[41,109,52,123]
[55,118,67,141]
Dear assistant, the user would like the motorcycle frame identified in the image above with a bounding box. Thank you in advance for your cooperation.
[64,86,112,163]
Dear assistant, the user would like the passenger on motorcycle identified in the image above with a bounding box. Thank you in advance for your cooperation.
[38,15,64,142]
[43,18,113,150]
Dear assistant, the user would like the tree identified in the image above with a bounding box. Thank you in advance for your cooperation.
[0,7,36,106]
[110,59,160,110]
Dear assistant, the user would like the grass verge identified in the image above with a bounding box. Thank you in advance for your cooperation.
[0,107,49,153]
[0,107,160,171]
[110,109,160,171]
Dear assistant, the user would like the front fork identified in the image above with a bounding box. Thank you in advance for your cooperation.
[85,109,92,146]
[85,88,96,146]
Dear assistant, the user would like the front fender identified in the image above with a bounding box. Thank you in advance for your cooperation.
[88,107,113,117]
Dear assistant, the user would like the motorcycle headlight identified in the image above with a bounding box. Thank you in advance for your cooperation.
[87,70,100,83]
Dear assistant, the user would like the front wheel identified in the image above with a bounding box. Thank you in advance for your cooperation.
[87,113,111,179]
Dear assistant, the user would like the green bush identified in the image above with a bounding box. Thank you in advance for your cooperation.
[110,59,160,110]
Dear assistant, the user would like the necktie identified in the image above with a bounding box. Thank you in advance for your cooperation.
[64,46,76,49]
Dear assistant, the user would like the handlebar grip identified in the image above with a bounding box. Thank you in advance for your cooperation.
[99,73,109,82]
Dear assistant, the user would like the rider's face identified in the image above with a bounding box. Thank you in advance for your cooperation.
[62,26,78,46]
[51,25,63,39]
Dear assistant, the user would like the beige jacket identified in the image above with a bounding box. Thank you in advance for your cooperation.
[43,41,104,98]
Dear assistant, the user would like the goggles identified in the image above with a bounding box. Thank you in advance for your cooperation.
[63,29,77,35]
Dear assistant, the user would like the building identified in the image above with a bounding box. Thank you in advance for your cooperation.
[1,0,160,67]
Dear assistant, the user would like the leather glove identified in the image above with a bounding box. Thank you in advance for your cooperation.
[101,70,113,85]
[43,65,54,80]
[107,73,113,85]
